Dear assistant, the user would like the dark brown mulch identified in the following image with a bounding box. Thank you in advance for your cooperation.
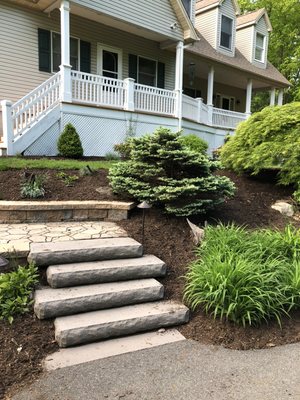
[0,169,118,201]
[0,313,57,399]
[119,170,300,351]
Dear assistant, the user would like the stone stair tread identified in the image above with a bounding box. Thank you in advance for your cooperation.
[54,301,189,347]
[34,279,164,319]
[28,237,143,266]
[47,254,166,288]
[44,329,186,371]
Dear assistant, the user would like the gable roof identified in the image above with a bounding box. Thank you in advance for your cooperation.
[187,30,289,87]
[195,0,240,15]
[237,8,272,31]
[169,0,199,42]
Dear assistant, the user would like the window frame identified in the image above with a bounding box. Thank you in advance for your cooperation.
[216,93,235,111]
[97,44,123,79]
[254,32,266,63]
[50,30,80,73]
[219,14,234,51]
[137,56,158,87]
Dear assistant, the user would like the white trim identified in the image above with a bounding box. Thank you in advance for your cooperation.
[97,44,123,79]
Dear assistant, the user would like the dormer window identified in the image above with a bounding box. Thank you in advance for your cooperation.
[255,32,265,62]
[182,0,192,18]
[220,15,233,50]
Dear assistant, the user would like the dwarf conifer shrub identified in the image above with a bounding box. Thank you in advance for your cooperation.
[57,123,83,158]
[108,128,235,216]
[220,103,300,195]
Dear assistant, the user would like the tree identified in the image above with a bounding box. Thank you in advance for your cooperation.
[57,123,83,159]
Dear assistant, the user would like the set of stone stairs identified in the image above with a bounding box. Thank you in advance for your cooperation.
[29,237,189,370]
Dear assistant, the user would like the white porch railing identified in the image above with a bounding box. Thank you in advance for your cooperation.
[11,72,61,139]
[182,94,199,121]
[212,107,248,129]
[71,71,126,109]
[134,83,176,116]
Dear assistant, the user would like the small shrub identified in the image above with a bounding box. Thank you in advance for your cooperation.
[109,128,235,216]
[179,134,208,155]
[79,165,94,176]
[0,263,39,323]
[184,224,300,327]
[57,171,79,187]
[21,174,45,198]
[57,123,83,159]
[114,140,133,160]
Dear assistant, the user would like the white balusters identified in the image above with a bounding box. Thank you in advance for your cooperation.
[212,107,248,129]
[134,83,176,116]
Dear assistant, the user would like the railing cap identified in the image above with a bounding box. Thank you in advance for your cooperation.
[1,100,13,107]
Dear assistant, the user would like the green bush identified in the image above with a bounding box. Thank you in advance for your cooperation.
[184,224,300,327]
[108,128,235,216]
[114,139,133,160]
[220,103,300,192]
[57,123,83,158]
[0,263,39,323]
[179,134,208,155]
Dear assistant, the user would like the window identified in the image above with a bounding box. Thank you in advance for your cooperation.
[51,32,79,72]
[220,15,233,50]
[98,45,122,79]
[138,57,157,87]
[255,33,265,62]
[182,0,191,17]
[216,94,235,111]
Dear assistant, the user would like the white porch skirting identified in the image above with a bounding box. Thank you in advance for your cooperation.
[23,103,232,157]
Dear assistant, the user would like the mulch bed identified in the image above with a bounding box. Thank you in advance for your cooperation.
[1,168,300,398]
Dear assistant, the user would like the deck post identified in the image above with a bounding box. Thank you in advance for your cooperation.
[60,0,72,103]
[270,87,276,106]
[196,98,203,123]
[277,89,284,106]
[124,78,135,111]
[1,100,14,156]
[245,78,253,116]
[175,41,184,130]
[207,66,214,125]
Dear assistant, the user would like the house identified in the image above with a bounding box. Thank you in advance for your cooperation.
[0,0,289,156]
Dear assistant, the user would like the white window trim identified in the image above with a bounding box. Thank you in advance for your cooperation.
[219,13,234,52]
[254,32,266,63]
[217,93,236,111]
[97,44,123,79]
[137,55,158,87]
[51,30,80,73]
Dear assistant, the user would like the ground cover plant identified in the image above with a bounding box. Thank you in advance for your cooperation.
[220,103,300,202]
[109,128,235,216]
[20,174,46,198]
[0,263,38,324]
[184,224,300,327]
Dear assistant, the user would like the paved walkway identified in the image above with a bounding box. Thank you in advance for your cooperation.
[0,222,127,257]
[12,340,300,400]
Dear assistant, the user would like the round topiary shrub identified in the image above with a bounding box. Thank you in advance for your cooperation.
[220,103,300,192]
[179,134,208,155]
[57,123,83,158]
[108,128,235,216]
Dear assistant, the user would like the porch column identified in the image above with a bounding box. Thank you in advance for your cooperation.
[207,66,214,125]
[175,41,184,130]
[60,0,72,103]
[245,78,253,116]
[278,89,284,106]
[270,87,276,106]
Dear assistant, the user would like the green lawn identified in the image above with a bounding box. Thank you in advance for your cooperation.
[0,157,116,171]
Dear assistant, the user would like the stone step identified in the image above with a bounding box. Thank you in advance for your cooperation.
[47,255,167,288]
[55,301,190,347]
[44,329,186,371]
[34,279,163,319]
[28,237,143,267]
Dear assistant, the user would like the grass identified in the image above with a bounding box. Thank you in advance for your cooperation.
[0,157,116,171]
[184,224,300,327]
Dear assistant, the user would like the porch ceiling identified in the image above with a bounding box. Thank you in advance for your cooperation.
[7,0,57,12]
[184,54,278,91]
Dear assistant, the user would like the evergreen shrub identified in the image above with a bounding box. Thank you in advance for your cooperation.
[108,128,235,216]
[179,134,208,155]
[220,103,300,197]
[57,123,83,158]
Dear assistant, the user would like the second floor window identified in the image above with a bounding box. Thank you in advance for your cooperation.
[255,33,265,62]
[182,0,191,17]
[220,15,233,50]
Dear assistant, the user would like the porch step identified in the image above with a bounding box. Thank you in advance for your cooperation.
[54,301,189,347]
[28,237,143,267]
[44,329,186,370]
[34,279,164,319]
[47,255,166,288]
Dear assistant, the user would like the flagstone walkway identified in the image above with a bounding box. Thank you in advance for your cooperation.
[0,221,127,257]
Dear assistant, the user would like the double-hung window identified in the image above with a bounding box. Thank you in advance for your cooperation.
[220,15,233,50]
[52,32,79,72]
[138,57,157,87]
[255,33,265,62]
